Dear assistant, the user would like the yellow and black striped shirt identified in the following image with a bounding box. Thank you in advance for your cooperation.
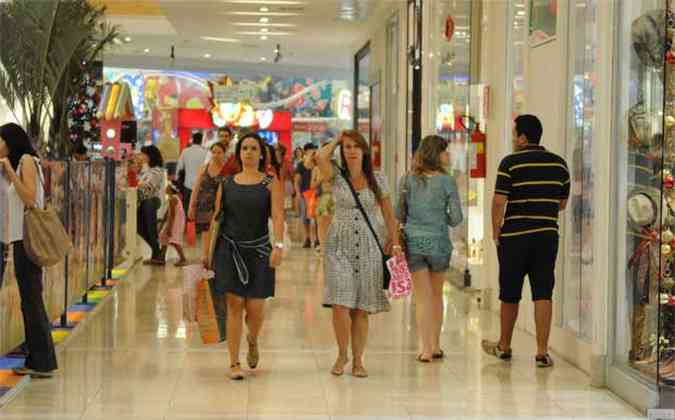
[495,145,570,238]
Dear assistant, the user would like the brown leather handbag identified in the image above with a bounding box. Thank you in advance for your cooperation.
[23,159,72,267]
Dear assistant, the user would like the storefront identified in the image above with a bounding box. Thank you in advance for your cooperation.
[609,0,675,411]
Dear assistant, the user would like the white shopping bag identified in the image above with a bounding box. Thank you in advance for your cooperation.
[183,264,214,322]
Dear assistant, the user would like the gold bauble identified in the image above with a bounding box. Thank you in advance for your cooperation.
[662,229,675,243]
[666,115,675,128]
[662,244,673,256]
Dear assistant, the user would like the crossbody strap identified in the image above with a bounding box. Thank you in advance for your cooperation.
[338,169,386,259]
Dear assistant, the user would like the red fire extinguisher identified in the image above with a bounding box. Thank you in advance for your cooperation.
[470,124,486,178]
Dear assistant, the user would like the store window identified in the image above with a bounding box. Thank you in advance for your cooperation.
[561,0,597,340]
[427,0,474,273]
[612,0,675,399]
[354,43,371,143]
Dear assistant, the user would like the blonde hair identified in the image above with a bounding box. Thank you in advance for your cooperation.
[411,135,449,183]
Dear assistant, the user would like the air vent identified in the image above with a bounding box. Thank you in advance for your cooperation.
[279,6,305,12]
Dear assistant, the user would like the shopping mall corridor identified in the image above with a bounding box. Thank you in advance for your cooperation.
[0,246,643,420]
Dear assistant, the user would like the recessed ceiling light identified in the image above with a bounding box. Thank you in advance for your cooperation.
[228,12,299,16]
[224,1,305,4]
[232,22,296,27]
[238,31,290,36]
[516,10,525,16]
[259,17,269,23]
[201,36,241,43]
[261,28,269,32]
[259,7,269,12]
[124,36,132,42]
[113,37,122,45]
[261,57,267,61]
[204,53,212,58]
[143,48,150,53]
[260,35,268,40]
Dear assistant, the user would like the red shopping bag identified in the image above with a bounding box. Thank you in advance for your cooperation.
[303,189,317,219]
[186,221,196,247]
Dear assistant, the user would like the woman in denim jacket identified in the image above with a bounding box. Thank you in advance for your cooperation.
[397,135,463,362]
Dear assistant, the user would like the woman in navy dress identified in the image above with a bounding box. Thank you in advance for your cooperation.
[207,133,285,380]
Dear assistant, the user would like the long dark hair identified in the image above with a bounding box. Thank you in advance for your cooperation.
[265,143,281,177]
[140,145,164,168]
[339,129,382,203]
[235,133,267,173]
[0,123,38,170]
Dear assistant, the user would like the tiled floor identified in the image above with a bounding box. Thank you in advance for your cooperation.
[0,245,645,420]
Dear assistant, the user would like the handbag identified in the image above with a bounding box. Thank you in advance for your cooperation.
[23,159,73,267]
[339,169,391,290]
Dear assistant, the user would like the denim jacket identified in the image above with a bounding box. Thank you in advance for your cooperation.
[396,174,463,257]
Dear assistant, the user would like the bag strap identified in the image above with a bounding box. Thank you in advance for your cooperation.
[338,169,386,259]
[400,173,410,225]
[22,156,45,210]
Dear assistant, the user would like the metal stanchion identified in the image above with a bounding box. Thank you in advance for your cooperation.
[60,161,71,327]
[102,158,115,286]
[82,162,92,304]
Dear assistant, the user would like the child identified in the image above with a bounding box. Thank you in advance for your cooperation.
[159,180,188,266]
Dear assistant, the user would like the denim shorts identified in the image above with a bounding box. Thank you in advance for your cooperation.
[407,253,450,273]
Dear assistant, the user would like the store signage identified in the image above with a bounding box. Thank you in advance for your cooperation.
[445,16,455,41]
[294,121,328,133]
[337,89,352,121]
[212,83,260,104]
[211,102,274,129]
[436,104,454,131]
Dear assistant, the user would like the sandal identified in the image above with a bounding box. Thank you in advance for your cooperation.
[247,336,259,369]
[481,340,512,360]
[352,365,368,378]
[416,354,432,363]
[174,260,190,267]
[331,356,349,376]
[432,350,445,360]
[229,363,244,380]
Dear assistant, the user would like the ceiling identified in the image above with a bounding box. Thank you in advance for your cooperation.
[101,0,404,77]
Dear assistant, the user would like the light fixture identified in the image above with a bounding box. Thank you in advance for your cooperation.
[237,31,291,36]
[143,48,150,53]
[201,36,241,43]
[227,11,299,16]
[261,28,269,32]
[260,35,268,40]
[124,36,132,42]
[259,6,269,12]
[204,53,212,58]
[223,1,305,4]
[261,57,267,61]
[232,22,296,27]
[517,10,525,16]
[259,17,269,23]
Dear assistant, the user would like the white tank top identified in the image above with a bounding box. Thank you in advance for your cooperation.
[7,156,45,243]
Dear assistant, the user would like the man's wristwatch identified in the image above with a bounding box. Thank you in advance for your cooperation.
[273,242,285,250]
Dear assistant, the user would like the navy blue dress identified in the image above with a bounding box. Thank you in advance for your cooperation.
[213,175,275,299]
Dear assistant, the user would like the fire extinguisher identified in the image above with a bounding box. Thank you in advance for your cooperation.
[470,124,486,178]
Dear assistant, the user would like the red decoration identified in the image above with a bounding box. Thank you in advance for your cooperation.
[445,16,455,41]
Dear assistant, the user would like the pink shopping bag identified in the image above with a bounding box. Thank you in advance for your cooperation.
[386,254,412,299]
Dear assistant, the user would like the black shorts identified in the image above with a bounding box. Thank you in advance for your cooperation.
[497,231,559,303]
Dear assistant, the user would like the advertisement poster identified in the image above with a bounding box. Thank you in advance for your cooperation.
[529,0,557,46]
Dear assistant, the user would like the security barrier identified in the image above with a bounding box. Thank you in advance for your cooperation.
[0,159,130,356]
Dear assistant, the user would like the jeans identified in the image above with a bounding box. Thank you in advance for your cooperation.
[137,197,162,259]
[14,241,58,372]
[183,188,192,217]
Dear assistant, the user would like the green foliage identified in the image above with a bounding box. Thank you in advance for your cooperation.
[0,0,119,157]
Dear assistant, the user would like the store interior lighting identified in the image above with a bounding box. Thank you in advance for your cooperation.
[201,36,241,43]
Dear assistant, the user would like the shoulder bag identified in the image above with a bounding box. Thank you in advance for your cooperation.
[23,158,73,267]
[339,169,391,290]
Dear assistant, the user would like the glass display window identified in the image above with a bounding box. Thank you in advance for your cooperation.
[612,0,675,405]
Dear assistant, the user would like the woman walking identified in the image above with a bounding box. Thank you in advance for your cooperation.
[397,135,463,362]
[188,143,228,248]
[138,145,165,265]
[317,129,401,378]
[206,133,285,380]
[0,123,58,378]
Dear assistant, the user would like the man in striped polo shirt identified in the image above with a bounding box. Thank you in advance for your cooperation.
[482,114,570,368]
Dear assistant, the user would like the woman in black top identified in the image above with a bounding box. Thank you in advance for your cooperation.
[206,133,285,380]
